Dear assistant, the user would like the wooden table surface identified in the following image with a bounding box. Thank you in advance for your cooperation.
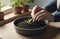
[0,22,60,39]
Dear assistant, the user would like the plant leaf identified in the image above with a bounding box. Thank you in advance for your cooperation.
[25,19,31,24]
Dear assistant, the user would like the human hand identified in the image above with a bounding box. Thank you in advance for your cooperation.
[31,6,54,22]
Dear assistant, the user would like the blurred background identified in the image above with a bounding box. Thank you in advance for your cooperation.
[1,0,53,8]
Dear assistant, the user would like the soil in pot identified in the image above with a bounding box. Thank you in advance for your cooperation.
[22,5,29,13]
[16,19,47,29]
[14,7,22,14]
[0,12,4,21]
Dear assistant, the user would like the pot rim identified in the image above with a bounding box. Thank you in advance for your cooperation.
[14,25,47,30]
[14,16,48,30]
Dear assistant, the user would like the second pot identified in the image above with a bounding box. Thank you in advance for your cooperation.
[22,5,29,13]
[13,7,22,14]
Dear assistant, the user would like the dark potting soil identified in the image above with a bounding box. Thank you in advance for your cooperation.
[17,19,47,29]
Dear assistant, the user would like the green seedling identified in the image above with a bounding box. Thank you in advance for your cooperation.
[25,19,32,24]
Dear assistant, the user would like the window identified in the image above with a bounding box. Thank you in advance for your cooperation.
[0,0,16,25]
[1,0,12,15]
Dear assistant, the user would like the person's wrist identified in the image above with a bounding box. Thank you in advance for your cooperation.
[48,15,54,22]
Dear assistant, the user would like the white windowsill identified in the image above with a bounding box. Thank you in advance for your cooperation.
[0,12,30,26]
[1,6,13,15]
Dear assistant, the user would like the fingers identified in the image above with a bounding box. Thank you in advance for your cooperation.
[31,5,45,22]
[38,16,45,21]
[31,6,41,21]
[34,10,46,21]
[31,10,46,22]
[31,6,54,22]
[34,10,45,18]
[32,6,43,14]
[35,13,46,21]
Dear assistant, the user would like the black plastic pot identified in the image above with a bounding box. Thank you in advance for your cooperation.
[14,16,48,36]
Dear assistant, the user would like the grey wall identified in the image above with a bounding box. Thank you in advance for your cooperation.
[34,0,53,7]
[29,0,53,9]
